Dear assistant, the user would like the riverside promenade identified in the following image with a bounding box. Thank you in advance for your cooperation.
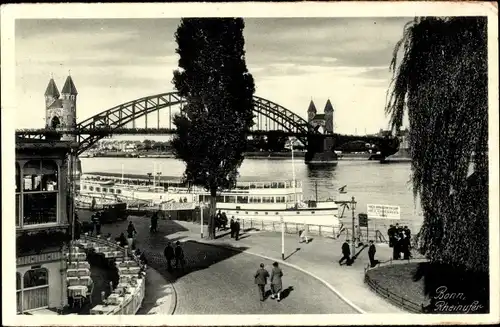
[99,216,404,314]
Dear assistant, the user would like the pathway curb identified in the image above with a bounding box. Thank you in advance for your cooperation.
[142,266,178,315]
[187,238,366,314]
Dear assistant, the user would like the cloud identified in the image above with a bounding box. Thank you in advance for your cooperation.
[14,17,412,133]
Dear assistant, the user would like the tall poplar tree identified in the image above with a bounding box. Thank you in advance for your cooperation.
[171,18,255,239]
[386,17,489,312]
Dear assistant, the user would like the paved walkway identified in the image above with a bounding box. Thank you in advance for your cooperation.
[100,217,353,314]
[170,220,406,313]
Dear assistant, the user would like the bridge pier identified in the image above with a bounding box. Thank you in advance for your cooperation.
[305,135,338,165]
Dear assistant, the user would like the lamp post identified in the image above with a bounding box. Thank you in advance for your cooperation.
[351,196,357,254]
[280,215,285,260]
[200,203,205,239]
[156,172,162,191]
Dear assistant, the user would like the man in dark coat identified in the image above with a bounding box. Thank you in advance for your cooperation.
[174,241,185,270]
[387,224,395,247]
[234,219,241,241]
[74,214,82,240]
[150,211,159,233]
[338,240,351,266]
[95,215,102,236]
[221,212,228,230]
[230,217,235,238]
[164,242,175,271]
[254,263,270,301]
[368,240,378,267]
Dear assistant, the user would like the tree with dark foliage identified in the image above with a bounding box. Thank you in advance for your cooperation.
[171,18,255,239]
[387,17,488,313]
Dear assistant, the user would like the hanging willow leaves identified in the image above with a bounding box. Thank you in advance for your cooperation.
[387,17,488,312]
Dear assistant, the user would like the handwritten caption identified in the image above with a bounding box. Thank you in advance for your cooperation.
[433,286,484,313]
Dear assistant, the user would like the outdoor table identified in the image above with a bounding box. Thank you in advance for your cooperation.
[90,304,119,315]
[68,285,88,298]
[119,275,132,284]
[65,252,86,261]
[94,246,112,253]
[118,266,141,275]
[67,268,90,276]
[67,276,92,286]
[67,261,90,270]
[67,270,78,278]
[113,251,124,258]
[107,293,124,305]
[103,251,117,258]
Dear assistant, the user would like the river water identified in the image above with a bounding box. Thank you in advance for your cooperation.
[80,157,424,231]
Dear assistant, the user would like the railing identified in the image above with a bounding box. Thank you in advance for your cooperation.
[363,254,428,313]
[364,273,424,313]
[236,218,345,238]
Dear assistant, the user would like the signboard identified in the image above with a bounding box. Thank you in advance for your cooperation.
[358,213,368,227]
[367,204,401,219]
[161,202,196,211]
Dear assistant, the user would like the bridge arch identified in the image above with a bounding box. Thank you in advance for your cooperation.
[76,92,316,155]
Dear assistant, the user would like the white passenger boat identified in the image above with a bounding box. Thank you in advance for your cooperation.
[79,175,341,227]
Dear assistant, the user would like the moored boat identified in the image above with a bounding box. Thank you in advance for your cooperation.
[79,174,342,227]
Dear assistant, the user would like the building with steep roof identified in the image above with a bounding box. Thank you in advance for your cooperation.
[307,99,335,134]
[45,75,78,142]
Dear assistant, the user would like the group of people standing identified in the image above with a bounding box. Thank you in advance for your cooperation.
[229,217,241,240]
[254,262,284,302]
[388,223,412,260]
[163,241,185,271]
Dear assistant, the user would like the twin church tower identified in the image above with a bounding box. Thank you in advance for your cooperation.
[44,74,78,141]
[307,99,334,134]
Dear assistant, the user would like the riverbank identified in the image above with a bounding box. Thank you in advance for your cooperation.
[82,151,410,161]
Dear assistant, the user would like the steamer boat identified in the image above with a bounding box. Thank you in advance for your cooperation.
[79,174,342,227]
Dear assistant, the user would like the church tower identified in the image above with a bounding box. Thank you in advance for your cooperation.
[324,99,334,134]
[45,74,78,141]
[307,99,317,122]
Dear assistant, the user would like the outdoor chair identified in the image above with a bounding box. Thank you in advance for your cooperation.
[72,293,85,308]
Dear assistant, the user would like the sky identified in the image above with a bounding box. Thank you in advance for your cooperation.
[15,17,412,137]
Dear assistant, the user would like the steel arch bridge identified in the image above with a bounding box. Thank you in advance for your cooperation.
[74,92,317,155]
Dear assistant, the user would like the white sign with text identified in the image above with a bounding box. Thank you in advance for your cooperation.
[367,204,401,219]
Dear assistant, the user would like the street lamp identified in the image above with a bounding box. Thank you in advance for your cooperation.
[351,196,357,254]
[156,171,162,191]
[280,215,285,260]
[200,202,207,239]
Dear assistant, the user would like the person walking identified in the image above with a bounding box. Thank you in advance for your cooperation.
[164,242,175,271]
[368,240,378,267]
[230,217,235,238]
[95,216,102,236]
[234,219,241,241]
[254,263,270,302]
[127,221,137,249]
[150,210,159,233]
[299,223,309,244]
[174,241,185,270]
[270,262,284,302]
[338,239,351,266]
